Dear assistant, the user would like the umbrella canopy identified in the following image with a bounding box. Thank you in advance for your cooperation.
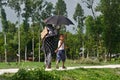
[44,15,74,26]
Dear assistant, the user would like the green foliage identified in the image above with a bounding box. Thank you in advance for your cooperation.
[73,3,84,21]
[8,0,21,16]
[99,0,120,55]
[65,32,80,59]
[54,0,67,32]
[0,33,4,55]
[2,68,120,80]
[11,68,60,80]
[73,3,85,31]
[1,8,8,32]
[85,15,105,58]
[41,2,54,19]
[73,3,85,50]
[79,58,100,65]
[54,0,67,16]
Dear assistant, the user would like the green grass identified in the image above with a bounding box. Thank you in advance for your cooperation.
[0,62,44,69]
[0,59,120,69]
[0,59,120,80]
[0,60,88,69]
[1,68,120,80]
[56,68,120,80]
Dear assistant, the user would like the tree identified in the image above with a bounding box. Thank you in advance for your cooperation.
[82,0,96,19]
[85,15,104,58]
[82,0,106,58]
[32,0,53,62]
[54,0,67,16]
[73,3,84,31]
[29,1,53,61]
[99,0,120,60]
[7,21,17,61]
[54,0,67,32]
[65,32,80,59]
[41,2,53,20]
[20,0,50,62]
[8,0,22,63]
[73,3,85,57]
[0,32,4,61]
[0,0,8,62]
[22,0,32,61]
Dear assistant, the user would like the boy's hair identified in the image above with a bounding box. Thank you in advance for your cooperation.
[59,34,64,37]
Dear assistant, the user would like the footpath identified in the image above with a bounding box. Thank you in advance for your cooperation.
[0,64,120,75]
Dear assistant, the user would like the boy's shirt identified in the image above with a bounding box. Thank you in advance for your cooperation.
[58,40,64,50]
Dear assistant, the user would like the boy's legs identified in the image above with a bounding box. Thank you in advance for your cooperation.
[56,51,61,69]
[56,50,66,69]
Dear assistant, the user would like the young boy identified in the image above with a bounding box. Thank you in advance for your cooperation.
[55,34,66,69]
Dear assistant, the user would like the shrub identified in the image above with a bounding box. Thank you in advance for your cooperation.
[11,68,60,80]
[79,58,100,65]
[98,56,104,62]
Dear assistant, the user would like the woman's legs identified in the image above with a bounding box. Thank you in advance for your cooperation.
[47,53,52,68]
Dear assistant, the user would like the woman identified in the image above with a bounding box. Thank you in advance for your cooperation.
[41,24,58,69]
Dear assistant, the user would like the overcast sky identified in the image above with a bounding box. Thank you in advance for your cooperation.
[0,0,100,33]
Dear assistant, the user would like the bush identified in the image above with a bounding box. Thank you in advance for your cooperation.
[11,68,60,80]
[0,73,12,80]
[98,56,104,62]
[79,57,100,65]
[1,68,120,80]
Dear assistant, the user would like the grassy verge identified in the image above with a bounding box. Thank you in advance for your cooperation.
[56,68,120,80]
[0,62,43,69]
[1,68,120,80]
[0,59,120,69]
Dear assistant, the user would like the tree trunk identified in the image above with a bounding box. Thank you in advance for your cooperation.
[97,34,99,58]
[87,49,89,58]
[18,24,21,63]
[18,12,21,63]
[91,7,96,19]
[109,52,112,61]
[38,30,41,62]
[104,49,107,62]
[38,22,42,62]
[32,30,34,61]
[25,46,27,62]
[97,47,99,58]
[82,42,85,58]
[4,33,7,63]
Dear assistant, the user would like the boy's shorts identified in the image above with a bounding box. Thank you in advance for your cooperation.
[57,50,66,62]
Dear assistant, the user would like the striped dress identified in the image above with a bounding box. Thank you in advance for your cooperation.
[41,26,58,67]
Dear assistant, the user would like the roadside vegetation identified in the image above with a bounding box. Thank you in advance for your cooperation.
[0,58,120,69]
[0,68,120,80]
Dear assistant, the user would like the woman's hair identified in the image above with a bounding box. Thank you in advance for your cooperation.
[46,24,55,30]
[46,24,53,27]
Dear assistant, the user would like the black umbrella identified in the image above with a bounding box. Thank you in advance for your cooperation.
[44,15,74,26]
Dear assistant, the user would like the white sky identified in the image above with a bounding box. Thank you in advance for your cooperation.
[0,0,100,33]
